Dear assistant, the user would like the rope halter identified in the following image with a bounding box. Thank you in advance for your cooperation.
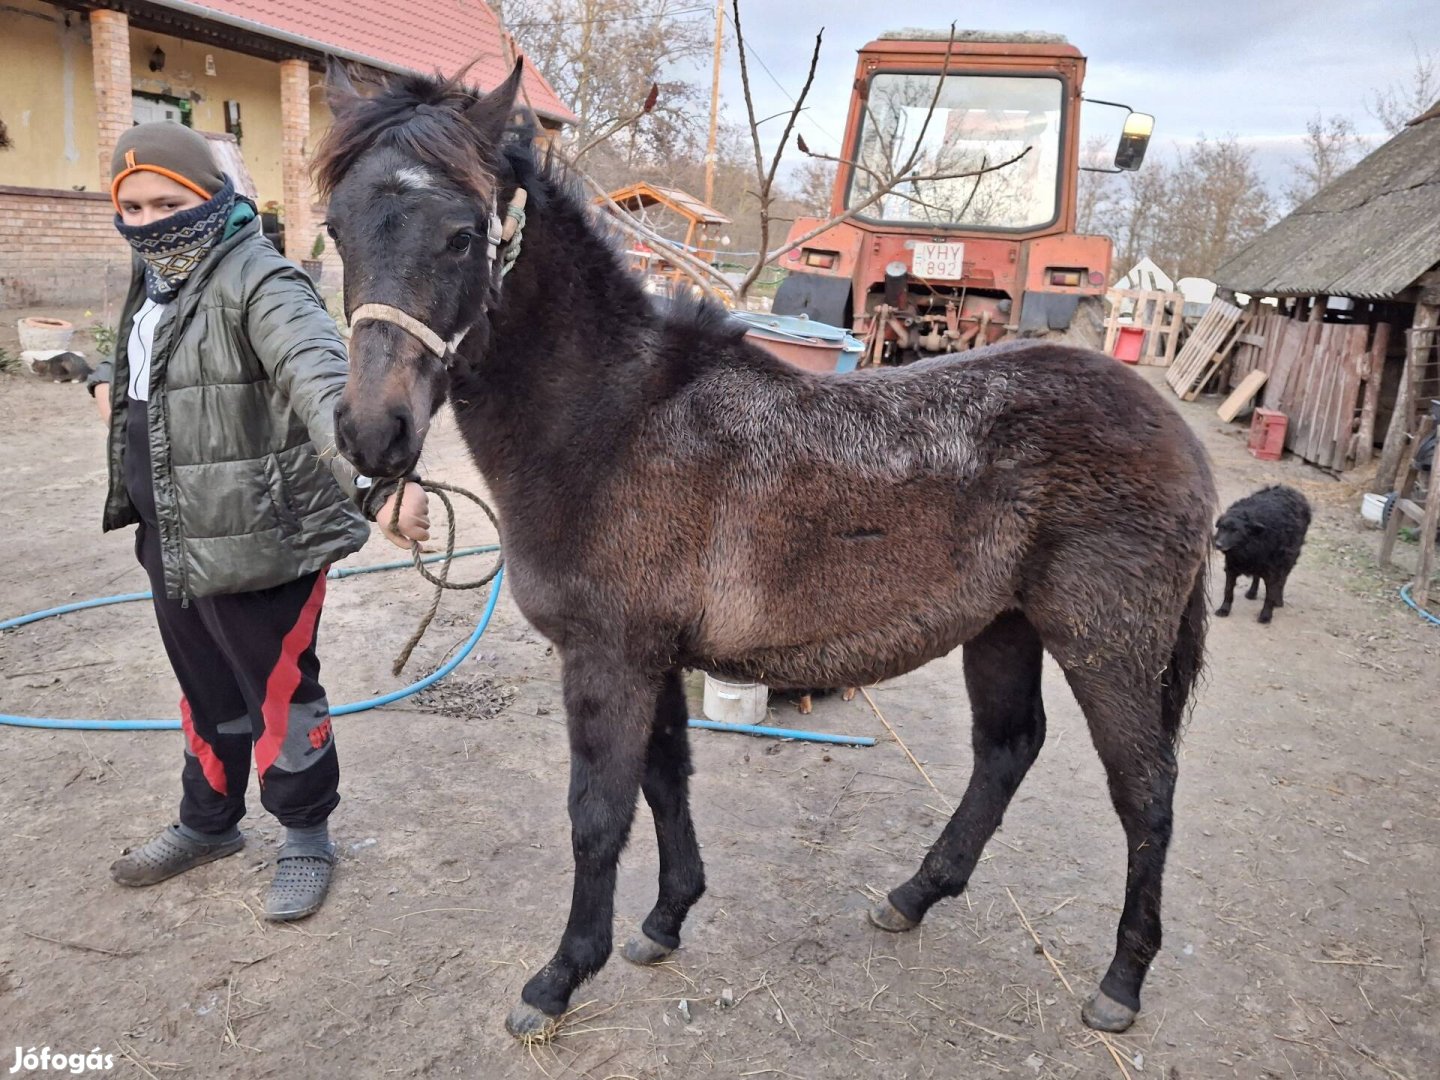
[347,188,529,368]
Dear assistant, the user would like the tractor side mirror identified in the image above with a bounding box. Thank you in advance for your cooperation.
[1114,112,1154,171]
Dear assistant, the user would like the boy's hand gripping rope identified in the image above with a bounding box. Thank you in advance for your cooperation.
[389,480,504,676]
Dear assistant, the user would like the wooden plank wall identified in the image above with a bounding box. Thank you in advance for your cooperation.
[1224,302,1391,471]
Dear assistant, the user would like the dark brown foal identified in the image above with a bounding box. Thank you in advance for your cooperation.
[315,63,1215,1044]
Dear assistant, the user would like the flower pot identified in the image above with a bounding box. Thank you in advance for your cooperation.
[301,259,325,284]
[18,317,75,352]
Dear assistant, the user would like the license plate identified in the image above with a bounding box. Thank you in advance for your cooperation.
[911,242,964,280]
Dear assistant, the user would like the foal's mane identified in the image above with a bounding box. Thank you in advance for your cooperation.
[312,65,746,350]
[313,66,506,202]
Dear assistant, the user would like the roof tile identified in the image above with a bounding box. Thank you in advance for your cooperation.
[170,0,576,124]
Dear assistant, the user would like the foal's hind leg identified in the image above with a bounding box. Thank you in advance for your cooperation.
[623,668,706,966]
[506,654,656,1042]
[871,611,1045,931]
[1061,660,1178,1033]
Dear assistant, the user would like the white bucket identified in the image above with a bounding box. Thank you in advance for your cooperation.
[1360,492,1386,527]
[701,673,768,727]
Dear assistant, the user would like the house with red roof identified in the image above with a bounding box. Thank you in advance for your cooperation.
[0,0,574,305]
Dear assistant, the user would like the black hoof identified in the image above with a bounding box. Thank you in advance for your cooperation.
[1082,990,1138,1033]
[622,933,674,966]
[1257,612,1273,624]
[867,899,919,933]
[1215,606,1230,617]
[505,1001,560,1044]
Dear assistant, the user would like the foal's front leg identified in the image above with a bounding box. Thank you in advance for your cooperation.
[506,654,657,1042]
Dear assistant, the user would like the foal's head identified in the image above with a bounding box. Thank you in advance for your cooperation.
[315,61,523,478]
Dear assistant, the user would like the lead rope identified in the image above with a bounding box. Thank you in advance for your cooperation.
[389,480,504,676]
[381,190,527,674]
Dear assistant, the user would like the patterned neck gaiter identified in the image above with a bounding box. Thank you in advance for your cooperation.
[114,176,237,303]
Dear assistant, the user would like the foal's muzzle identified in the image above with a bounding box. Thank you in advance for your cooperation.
[334,321,437,478]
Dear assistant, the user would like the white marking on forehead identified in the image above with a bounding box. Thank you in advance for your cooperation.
[390,166,437,190]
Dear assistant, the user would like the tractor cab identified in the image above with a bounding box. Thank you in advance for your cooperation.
[772,30,1152,361]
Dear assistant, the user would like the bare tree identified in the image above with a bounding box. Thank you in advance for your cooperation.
[1076,135,1118,238]
[729,0,823,298]
[1157,136,1275,280]
[791,157,837,218]
[1366,42,1440,134]
[1282,113,1364,209]
[502,0,712,174]
[1109,158,1172,279]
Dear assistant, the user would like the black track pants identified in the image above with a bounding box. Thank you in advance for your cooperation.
[127,400,339,833]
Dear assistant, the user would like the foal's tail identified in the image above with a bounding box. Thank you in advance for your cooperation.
[1161,560,1209,743]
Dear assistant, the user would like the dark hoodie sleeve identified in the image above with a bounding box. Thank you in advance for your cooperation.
[240,255,370,507]
[86,359,114,395]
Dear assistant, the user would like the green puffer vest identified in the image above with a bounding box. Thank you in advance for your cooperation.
[99,202,373,600]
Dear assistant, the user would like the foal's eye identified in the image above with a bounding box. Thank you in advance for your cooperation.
[448,231,473,253]
[325,223,338,241]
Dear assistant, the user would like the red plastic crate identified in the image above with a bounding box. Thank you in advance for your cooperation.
[1111,326,1145,363]
[1248,408,1287,461]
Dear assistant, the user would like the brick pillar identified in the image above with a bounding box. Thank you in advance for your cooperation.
[279,59,316,266]
[90,9,132,190]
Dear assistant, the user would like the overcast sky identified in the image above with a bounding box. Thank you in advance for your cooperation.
[692,0,1434,189]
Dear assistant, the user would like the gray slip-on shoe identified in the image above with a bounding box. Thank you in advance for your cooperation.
[110,824,245,887]
[263,840,336,921]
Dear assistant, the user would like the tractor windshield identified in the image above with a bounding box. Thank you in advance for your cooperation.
[848,72,1064,230]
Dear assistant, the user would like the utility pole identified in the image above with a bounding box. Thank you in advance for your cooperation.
[704,0,724,206]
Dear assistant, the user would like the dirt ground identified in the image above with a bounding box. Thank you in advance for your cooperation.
[1,341,1437,1080]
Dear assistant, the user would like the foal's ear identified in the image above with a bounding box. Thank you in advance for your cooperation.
[325,59,363,115]
[465,58,524,146]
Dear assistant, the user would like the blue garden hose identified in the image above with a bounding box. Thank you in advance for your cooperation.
[1400,582,1440,628]
[0,548,503,730]
[1,549,876,746]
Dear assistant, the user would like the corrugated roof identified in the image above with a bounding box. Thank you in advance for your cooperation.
[1214,103,1440,299]
[155,0,576,125]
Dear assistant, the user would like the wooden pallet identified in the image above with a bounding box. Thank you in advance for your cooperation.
[1103,288,1184,365]
[1167,299,1247,400]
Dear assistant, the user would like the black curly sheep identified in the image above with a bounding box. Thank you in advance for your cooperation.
[1213,485,1312,623]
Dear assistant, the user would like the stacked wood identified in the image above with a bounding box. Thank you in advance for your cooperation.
[1102,288,1184,365]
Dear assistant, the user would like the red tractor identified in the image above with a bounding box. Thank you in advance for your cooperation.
[772,30,1153,362]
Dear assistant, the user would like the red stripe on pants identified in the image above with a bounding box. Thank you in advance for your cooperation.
[180,696,229,796]
[254,573,328,781]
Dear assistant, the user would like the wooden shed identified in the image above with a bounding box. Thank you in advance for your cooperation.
[1213,99,1440,478]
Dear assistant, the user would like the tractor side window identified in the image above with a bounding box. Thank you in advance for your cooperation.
[850,73,1063,230]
